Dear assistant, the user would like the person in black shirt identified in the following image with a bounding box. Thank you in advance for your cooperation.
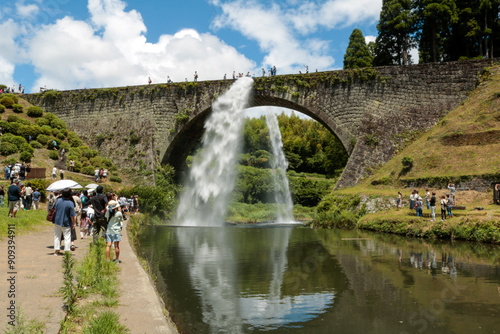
[89,185,108,243]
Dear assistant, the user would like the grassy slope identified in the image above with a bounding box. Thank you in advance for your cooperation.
[369,65,500,182]
[320,65,500,240]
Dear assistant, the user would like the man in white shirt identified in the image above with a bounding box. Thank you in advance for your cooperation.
[52,167,57,180]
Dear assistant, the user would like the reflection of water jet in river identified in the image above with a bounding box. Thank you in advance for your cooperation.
[176,78,254,226]
[265,112,295,223]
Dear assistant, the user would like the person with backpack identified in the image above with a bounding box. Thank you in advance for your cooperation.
[53,188,76,255]
[89,185,108,243]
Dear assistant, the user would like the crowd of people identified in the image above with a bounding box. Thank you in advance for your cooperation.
[49,185,139,263]
[396,183,456,221]
[5,161,32,182]
[0,84,24,94]
[5,179,41,217]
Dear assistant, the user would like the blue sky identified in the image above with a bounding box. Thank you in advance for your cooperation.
[0,0,382,93]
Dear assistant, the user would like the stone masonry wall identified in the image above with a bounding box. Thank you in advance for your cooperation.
[24,58,497,186]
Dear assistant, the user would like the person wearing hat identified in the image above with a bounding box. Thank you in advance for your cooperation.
[7,179,23,218]
[53,188,76,255]
[89,185,108,242]
[105,200,123,263]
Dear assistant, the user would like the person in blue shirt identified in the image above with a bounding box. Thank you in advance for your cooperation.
[53,188,76,255]
[8,179,23,218]
[5,165,10,180]
[32,188,41,210]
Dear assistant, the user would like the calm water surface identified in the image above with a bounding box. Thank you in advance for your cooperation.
[136,225,500,334]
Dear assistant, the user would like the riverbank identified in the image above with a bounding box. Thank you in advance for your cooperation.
[0,213,178,333]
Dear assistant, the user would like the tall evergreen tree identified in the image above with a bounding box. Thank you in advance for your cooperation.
[374,0,417,66]
[343,29,374,69]
[416,0,458,62]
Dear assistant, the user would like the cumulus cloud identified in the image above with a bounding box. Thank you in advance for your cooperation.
[26,0,255,91]
[365,35,376,44]
[16,4,40,18]
[0,19,19,86]
[211,0,335,73]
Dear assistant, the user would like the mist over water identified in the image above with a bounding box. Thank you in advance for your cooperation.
[265,113,295,223]
[176,77,254,226]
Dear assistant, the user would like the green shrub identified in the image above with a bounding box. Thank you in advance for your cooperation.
[73,161,82,173]
[49,150,59,160]
[0,104,5,113]
[18,125,40,141]
[7,115,19,123]
[82,166,95,175]
[0,142,17,155]
[402,156,414,171]
[0,97,15,108]
[50,118,66,130]
[69,136,82,147]
[10,136,27,149]
[36,134,51,145]
[30,140,43,149]
[40,125,52,135]
[52,128,59,136]
[110,175,122,183]
[35,118,50,127]
[57,132,66,140]
[0,93,18,103]
[26,106,44,117]
[20,143,34,154]
[12,104,23,113]
[20,151,33,162]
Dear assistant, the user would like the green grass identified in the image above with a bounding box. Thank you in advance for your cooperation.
[59,240,127,333]
[0,205,51,239]
[225,202,315,223]
[365,65,500,186]
[3,307,46,333]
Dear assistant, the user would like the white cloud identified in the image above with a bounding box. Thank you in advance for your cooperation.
[211,0,334,73]
[365,35,376,44]
[288,0,382,34]
[0,19,19,86]
[16,4,40,18]
[27,0,255,91]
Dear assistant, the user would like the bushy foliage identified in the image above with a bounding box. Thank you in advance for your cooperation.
[0,97,15,108]
[0,93,18,103]
[0,142,17,156]
[20,150,33,162]
[20,143,34,154]
[18,125,40,141]
[36,134,51,145]
[35,118,50,126]
[27,106,44,117]
[30,140,43,149]
[49,150,59,160]
[9,135,27,149]
[110,175,122,183]
[40,125,52,135]
[12,104,23,113]
[81,166,95,175]
[50,118,66,130]
[0,104,5,113]
[57,132,66,140]
[7,115,19,123]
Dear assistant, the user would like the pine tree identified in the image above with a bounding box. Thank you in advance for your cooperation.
[374,0,417,66]
[343,29,374,69]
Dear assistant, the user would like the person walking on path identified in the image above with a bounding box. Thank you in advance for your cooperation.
[430,192,437,221]
[440,195,448,220]
[448,183,456,204]
[24,182,33,210]
[8,179,23,218]
[0,185,4,208]
[106,200,123,263]
[396,192,402,211]
[60,168,65,180]
[53,188,76,255]
[89,185,108,243]
[52,166,57,180]
[446,194,454,218]
[32,188,41,210]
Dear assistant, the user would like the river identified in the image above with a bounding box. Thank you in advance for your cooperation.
[136,225,500,334]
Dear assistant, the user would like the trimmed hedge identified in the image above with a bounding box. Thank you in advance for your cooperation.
[36,134,51,145]
[0,142,17,155]
[49,150,59,160]
[0,93,18,103]
[110,175,122,183]
[0,104,5,113]
[20,151,33,162]
[30,140,43,149]
[26,106,44,117]
[12,104,23,113]
[0,97,14,108]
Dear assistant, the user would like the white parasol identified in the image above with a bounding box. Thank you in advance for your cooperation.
[85,183,99,190]
[46,180,83,192]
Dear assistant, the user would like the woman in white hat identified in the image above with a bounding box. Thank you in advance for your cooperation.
[105,200,123,263]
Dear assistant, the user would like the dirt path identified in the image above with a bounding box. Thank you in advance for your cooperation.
[0,222,178,333]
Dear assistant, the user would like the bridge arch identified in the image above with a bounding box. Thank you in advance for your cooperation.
[160,94,354,177]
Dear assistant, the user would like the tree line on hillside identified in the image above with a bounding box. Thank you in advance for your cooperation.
[240,113,348,178]
[344,0,500,69]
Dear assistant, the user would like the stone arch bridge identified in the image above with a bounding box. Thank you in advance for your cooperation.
[25,59,494,188]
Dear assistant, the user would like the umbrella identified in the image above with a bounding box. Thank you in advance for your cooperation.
[46,180,83,192]
[85,183,99,190]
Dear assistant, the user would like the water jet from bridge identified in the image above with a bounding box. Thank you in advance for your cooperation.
[176,77,254,226]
